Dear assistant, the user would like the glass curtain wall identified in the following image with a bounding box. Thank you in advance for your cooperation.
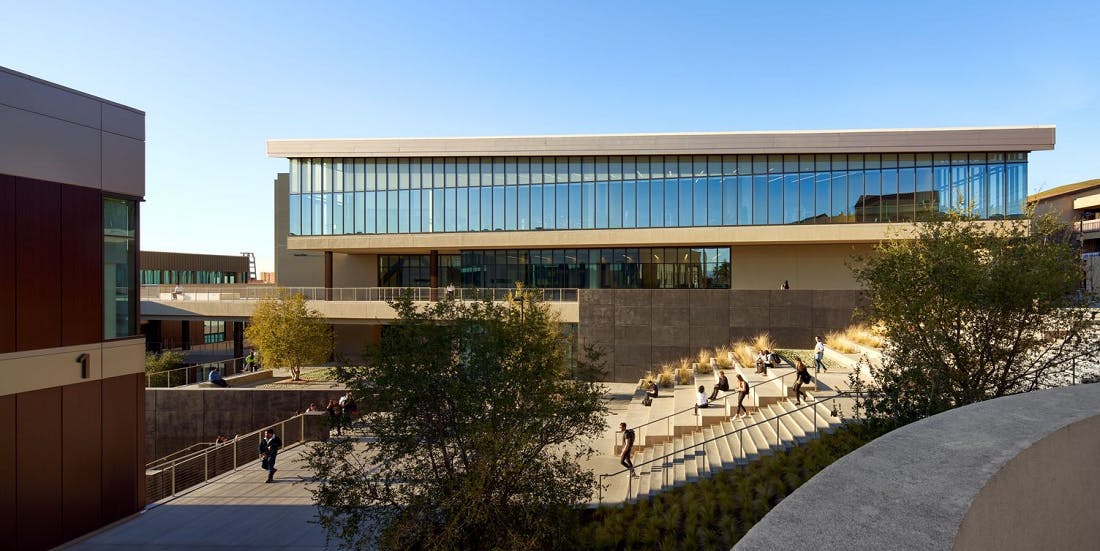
[288,153,1028,236]
[380,247,730,290]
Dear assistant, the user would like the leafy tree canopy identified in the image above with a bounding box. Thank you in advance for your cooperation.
[852,211,1100,424]
[244,292,331,380]
[305,288,608,551]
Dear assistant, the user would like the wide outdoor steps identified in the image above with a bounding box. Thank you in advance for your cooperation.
[609,373,843,504]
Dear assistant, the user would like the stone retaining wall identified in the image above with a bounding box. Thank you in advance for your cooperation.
[578,289,863,382]
[145,388,351,461]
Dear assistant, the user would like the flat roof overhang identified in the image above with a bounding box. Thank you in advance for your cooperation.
[267,126,1055,158]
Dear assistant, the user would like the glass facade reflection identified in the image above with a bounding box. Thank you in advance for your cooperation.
[104,197,137,339]
[380,247,730,289]
[287,153,1028,236]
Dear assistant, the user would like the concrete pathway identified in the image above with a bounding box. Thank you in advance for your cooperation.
[68,444,328,550]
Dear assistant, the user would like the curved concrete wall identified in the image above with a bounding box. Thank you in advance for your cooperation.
[734,384,1100,551]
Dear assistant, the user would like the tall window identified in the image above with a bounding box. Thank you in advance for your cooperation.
[104,197,137,339]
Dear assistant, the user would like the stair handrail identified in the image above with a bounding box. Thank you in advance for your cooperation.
[599,391,861,504]
[144,411,315,503]
[146,441,216,469]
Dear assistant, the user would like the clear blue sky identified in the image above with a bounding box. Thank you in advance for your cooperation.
[3,0,1098,272]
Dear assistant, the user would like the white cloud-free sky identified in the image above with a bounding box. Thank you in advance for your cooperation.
[3,0,1098,272]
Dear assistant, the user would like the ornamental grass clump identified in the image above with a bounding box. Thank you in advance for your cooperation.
[752,333,776,354]
[676,366,693,385]
[659,363,677,387]
[845,324,885,349]
[825,330,859,354]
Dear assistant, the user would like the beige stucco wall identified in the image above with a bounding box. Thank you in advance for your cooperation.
[954,413,1100,551]
[0,337,145,397]
[333,253,377,287]
[286,222,913,254]
[731,243,872,290]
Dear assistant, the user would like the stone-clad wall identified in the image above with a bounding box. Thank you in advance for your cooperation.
[578,289,863,382]
[145,388,351,461]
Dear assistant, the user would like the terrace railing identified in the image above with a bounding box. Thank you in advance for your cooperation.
[145,354,250,388]
[142,285,579,302]
[145,413,312,503]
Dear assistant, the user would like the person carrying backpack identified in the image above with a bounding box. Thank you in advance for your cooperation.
[793,358,811,405]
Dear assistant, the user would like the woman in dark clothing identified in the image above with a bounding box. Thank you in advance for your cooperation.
[793,358,810,405]
[734,374,750,418]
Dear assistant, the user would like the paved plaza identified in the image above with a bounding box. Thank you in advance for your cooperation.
[68,444,327,550]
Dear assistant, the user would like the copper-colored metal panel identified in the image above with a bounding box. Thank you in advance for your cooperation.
[61,185,103,346]
[15,177,62,351]
[62,380,103,541]
[16,387,63,550]
[101,374,139,524]
[0,174,14,353]
[0,394,16,544]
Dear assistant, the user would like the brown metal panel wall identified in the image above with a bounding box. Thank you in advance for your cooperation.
[0,395,16,545]
[62,380,103,542]
[14,177,62,351]
[60,185,103,346]
[0,175,14,353]
[134,373,145,508]
[16,387,63,551]
[101,373,140,524]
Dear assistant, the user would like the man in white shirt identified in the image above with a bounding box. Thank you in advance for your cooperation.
[813,336,828,374]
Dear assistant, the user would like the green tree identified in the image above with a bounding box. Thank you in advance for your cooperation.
[852,211,1100,424]
[304,288,608,551]
[145,350,186,386]
[244,292,331,380]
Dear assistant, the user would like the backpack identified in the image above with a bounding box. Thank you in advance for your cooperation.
[770,352,780,366]
[642,395,653,407]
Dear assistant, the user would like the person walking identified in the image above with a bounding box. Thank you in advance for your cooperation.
[259,428,282,483]
[709,370,730,401]
[734,374,750,418]
[619,422,637,477]
[813,335,828,374]
[326,398,343,436]
[793,358,811,405]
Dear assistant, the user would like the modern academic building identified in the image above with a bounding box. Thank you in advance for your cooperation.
[0,67,145,549]
[266,127,1053,380]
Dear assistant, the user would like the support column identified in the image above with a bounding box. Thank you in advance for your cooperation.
[232,321,244,372]
[324,251,333,301]
[180,321,190,351]
[429,249,439,301]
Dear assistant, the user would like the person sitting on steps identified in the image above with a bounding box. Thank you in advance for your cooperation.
[709,370,729,401]
[694,385,709,414]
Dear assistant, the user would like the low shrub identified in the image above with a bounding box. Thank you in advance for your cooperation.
[659,364,677,388]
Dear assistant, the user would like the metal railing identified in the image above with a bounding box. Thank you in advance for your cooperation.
[620,366,808,450]
[141,285,579,302]
[1076,219,1100,234]
[145,413,310,503]
[600,392,855,504]
[146,442,215,468]
[145,354,252,388]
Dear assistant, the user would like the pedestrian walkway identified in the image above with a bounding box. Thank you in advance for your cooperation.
[67,444,327,550]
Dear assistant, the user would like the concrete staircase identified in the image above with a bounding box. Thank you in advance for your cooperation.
[601,364,850,504]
